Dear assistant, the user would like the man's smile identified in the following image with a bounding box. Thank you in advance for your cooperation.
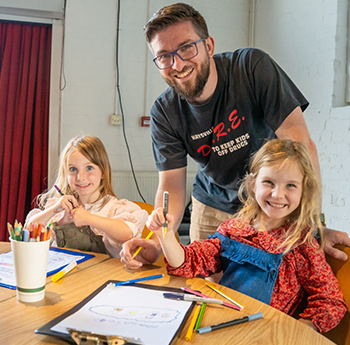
[174,67,194,79]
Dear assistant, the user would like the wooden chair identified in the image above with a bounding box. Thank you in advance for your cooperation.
[132,201,180,266]
[132,201,154,239]
[324,244,350,344]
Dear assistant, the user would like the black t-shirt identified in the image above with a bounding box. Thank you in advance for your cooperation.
[150,48,309,213]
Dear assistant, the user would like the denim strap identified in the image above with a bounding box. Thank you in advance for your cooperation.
[208,232,283,304]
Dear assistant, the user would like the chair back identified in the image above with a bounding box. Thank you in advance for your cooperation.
[324,244,350,344]
[133,201,154,238]
[133,201,180,266]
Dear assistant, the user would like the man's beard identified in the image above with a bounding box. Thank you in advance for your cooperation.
[164,55,210,102]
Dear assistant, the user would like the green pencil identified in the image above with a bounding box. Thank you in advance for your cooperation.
[7,222,15,240]
[194,302,207,330]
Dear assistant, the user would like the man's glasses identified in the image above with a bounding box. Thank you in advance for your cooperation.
[153,38,207,70]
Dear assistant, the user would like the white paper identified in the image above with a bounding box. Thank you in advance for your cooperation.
[0,250,85,288]
[52,285,192,345]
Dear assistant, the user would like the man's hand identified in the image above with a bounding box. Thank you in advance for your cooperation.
[120,238,162,269]
[323,227,350,261]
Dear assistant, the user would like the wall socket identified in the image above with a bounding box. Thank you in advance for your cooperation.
[110,114,122,126]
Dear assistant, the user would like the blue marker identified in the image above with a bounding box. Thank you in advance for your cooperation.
[197,312,263,334]
[111,274,164,287]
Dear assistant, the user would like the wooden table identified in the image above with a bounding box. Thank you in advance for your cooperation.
[0,242,335,344]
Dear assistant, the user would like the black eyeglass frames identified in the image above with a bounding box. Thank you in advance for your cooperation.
[153,38,207,70]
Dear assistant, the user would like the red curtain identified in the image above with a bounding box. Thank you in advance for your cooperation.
[0,21,52,241]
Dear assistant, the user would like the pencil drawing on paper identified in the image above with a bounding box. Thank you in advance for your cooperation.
[89,305,181,327]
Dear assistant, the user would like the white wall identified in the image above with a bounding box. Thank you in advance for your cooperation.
[61,0,250,174]
[60,0,350,232]
[253,0,350,233]
[2,0,348,233]
[0,0,64,19]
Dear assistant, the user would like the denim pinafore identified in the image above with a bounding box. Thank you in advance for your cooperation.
[208,232,283,305]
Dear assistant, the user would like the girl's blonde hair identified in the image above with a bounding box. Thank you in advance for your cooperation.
[235,139,323,253]
[38,136,116,208]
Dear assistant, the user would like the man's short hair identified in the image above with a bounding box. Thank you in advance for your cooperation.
[144,3,209,43]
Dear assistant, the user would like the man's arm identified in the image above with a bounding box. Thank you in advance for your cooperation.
[276,106,350,260]
[150,167,187,246]
[275,106,320,183]
[154,167,187,232]
[120,167,188,269]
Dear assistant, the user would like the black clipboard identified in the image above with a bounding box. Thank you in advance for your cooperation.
[35,280,195,345]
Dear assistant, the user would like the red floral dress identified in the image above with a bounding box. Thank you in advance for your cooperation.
[166,218,347,333]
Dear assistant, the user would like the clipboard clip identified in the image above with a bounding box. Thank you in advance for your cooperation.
[68,329,143,345]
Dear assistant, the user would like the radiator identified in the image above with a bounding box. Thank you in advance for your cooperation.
[112,171,196,204]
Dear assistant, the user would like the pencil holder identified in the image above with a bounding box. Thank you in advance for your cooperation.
[10,238,50,302]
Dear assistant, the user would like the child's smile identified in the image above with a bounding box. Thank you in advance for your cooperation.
[267,201,287,208]
[67,150,103,204]
[253,161,303,230]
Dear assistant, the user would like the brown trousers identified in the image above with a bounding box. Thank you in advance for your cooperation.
[189,196,235,242]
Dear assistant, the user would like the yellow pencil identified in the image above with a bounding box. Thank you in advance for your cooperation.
[185,305,201,342]
[206,282,244,309]
[132,231,153,258]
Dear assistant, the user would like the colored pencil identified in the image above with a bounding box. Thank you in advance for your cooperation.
[132,231,153,258]
[33,223,40,238]
[47,226,53,241]
[206,282,244,309]
[185,305,201,341]
[111,274,164,287]
[14,229,22,241]
[181,287,240,311]
[194,302,207,330]
[40,226,45,241]
[7,223,14,240]
[54,184,75,208]
[54,184,64,196]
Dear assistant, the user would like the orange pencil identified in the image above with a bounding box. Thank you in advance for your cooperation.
[46,226,52,241]
[35,223,42,239]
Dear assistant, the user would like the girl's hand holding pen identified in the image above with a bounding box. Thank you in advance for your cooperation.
[146,207,185,268]
[146,208,173,239]
[70,207,91,227]
[52,195,78,214]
